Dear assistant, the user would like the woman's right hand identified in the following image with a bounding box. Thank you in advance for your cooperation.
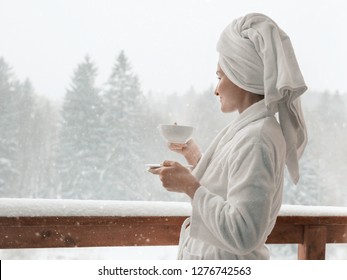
[168,139,202,167]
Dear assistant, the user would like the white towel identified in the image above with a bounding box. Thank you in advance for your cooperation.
[216,13,307,184]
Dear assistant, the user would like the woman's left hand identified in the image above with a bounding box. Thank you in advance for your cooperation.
[148,160,201,199]
[168,139,202,167]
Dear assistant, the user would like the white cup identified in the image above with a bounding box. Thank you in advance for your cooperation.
[158,124,195,144]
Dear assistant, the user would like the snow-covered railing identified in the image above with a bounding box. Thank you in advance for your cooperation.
[1,199,347,260]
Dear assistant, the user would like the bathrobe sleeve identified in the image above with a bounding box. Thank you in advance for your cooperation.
[189,141,278,255]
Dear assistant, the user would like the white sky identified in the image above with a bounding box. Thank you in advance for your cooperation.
[0,0,346,101]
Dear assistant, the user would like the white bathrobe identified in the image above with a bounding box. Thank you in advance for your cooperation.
[178,100,286,259]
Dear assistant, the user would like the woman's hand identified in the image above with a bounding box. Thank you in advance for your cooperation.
[148,160,201,199]
[168,139,202,167]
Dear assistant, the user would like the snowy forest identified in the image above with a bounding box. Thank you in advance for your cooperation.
[1,52,347,259]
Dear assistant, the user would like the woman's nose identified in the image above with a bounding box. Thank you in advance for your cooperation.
[214,87,219,96]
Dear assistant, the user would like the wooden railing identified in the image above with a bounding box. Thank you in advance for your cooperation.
[1,200,347,260]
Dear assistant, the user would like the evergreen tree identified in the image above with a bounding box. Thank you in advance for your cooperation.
[305,92,347,206]
[0,58,58,198]
[29,95,59,198]
[0,58,21,196]
[101,51,146,200]
[15,79,36,196]
[55,55,104,199]
[282,149,321,206]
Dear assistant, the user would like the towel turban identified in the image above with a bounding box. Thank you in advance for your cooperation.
[217,13,308,184]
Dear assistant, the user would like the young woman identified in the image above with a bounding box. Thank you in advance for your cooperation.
[149,13,307,260]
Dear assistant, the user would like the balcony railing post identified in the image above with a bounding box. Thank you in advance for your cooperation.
[298,225,327,260]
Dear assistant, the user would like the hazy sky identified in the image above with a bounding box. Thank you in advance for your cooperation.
[1,0,346,101]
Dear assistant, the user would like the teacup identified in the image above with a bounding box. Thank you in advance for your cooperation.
[158,124,195,144]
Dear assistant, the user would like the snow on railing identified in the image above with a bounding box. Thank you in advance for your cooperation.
[1,198,347,217]
[1,198,347,260]
[279,205,347,216]
[0,198,192,217]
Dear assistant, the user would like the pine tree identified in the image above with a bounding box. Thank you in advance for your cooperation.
[0,58,21,197]
[282,150,321,206]
[28,95,59,198]
[15,79,36,196]
[0,58,58,198]
[55,55,104,199]
[316,92,347,206]
[101,51,146,200]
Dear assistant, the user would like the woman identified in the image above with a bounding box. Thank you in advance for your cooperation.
[149,13,307,259]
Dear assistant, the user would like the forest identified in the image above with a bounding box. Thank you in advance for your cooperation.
[0,52,347,258]
[1,52,346,205]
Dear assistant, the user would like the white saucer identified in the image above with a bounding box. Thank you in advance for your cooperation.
[145,164,163,169]
[145,164,193,169]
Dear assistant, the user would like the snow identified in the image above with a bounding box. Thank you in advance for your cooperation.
[1,199,347,260]
[0,246,180,260]
[1,198,347,217]
[0,198,191,217]
[279,204,347,216]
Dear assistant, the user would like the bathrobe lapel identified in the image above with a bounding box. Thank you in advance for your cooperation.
[192,100,275,181]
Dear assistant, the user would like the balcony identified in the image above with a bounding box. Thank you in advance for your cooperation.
[1,199,347,260]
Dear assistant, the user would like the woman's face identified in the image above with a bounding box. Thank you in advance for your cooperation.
[214,64,247,113]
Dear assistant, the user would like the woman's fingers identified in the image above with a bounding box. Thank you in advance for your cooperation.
[147,167,161,174]
[168,143,187,150]
[162,160,179,167]
[148,161,177,174]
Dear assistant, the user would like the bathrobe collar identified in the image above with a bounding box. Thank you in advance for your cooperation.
[193,100,276,180]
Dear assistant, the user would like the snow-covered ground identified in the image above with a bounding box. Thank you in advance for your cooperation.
[1,245,347,260]
[0,246,179,260]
